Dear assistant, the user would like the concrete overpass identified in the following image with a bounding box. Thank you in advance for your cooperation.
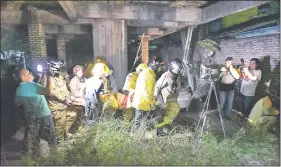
[0,0,270,87]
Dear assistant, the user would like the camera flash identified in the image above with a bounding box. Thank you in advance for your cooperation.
[37,64,43,72]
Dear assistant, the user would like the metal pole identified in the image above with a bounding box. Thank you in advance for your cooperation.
[182,26,194,90]
[132,33,145,70]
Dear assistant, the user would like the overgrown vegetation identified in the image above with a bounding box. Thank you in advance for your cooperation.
[21,118,279,166]
[1,28,29,53]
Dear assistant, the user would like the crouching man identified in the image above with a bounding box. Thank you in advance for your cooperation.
[15,68,57,156]
[154,58,183,135]
[248,90,280,130]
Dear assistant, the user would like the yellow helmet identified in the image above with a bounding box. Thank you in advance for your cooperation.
[92,62,111,77]
[136,63,148,73]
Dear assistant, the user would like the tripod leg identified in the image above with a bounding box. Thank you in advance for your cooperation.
[196,84,212,134]
[213,85,226,138]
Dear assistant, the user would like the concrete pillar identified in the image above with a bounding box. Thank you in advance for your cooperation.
[141,36,149,64]
[92,19,128,88]
[57,36,66,62]
[27,23,48,71]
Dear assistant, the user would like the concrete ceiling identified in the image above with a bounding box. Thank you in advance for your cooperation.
[1,1,270,42]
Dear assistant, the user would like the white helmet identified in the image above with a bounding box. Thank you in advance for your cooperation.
[168,58,183,74]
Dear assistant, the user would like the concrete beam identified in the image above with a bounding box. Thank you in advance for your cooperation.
[150,23,193,41]
[45,25,91,34]
[0,10,92,25]
[75,2,201,23]
[58,1,78,22]
[127,20,188,28]
[201,1,270,24]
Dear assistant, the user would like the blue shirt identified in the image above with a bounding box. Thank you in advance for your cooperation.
[15,82,51,118]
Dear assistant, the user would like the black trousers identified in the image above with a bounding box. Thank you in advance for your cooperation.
[131,109,152,134]
[24,114,57,156]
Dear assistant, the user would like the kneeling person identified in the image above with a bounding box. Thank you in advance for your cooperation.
[248,91,279,130]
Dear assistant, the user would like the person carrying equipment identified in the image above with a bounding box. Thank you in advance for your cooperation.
[122,63,148,122]
[84,62,120,123]
[154,58,183,135]
[131,56,164,134]
[47,61,77,140]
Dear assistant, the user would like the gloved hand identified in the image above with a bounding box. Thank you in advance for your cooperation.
[151,97,159,110]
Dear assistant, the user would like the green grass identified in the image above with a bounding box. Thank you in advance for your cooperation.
[24,118,280,166]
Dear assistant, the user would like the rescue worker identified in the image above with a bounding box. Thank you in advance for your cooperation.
[84,56,118,92]
[84,62,120,123]
[122,63,148,122]
[154,58,183,135]
[47,62,77,141]
[248,91,280,130]
[131,56,164,135]
[69,65,86,132]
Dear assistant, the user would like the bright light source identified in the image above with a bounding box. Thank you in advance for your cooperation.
[37,64,43,72]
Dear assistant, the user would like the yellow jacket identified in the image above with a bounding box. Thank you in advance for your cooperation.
[123,72,138,92]
[248,96,279,125]
[132,68,157,111]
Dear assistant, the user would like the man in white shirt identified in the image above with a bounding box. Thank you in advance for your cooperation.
[240,58,262,118]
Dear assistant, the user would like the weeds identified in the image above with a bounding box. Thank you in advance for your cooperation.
[24,118,279,166]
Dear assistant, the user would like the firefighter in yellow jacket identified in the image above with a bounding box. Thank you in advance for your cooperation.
[85,62,120,121]
[154,58,183,135]
[131,56,164,134]
[122,63,148,122]
[48,63,77,140]
[248,91,279,130]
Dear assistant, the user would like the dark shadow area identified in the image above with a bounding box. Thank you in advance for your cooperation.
[66,34,93,75]
[46,39,58,60]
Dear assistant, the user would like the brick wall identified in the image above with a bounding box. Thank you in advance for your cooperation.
[28,24,47,57]
[214,34,280,95]
[27,24,47,70]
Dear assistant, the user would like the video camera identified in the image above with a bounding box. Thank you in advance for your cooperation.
[36,60,65,76]
[200,64,219,80]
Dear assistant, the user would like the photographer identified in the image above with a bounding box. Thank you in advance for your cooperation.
[240,58,262,118]
[15,68,57,156]
[218,57,240,120]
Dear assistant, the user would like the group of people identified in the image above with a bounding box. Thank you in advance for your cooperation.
[218,57,279,129]
[14,55,188,156]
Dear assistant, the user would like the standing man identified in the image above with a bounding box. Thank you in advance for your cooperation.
[69,65,87,132]
[48,63,77,141]
[154,58,183,134]
[218,57,240,120]
[15,68,57,156]
[240,58,262,118]
[131,56,163,134]
[122,63,148,122]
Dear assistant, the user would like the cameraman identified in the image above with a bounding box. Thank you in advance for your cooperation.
[218,57,240,120]
[240,58,262,118]
[15,68,57,156]
[47,62,77,141]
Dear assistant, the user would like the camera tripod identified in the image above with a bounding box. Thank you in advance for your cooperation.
[195,77,226,139]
